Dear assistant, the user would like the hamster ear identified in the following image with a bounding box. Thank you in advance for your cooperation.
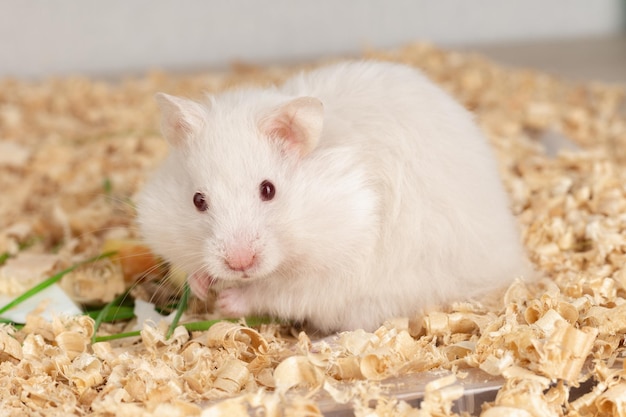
[260,97,324,155]
[155,93,206,147]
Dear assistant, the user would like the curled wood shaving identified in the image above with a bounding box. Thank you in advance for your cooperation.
[595,383,626,416]
[59,258,126,304]
[417,374,465,416]
[213,358,252,393]
[0,325,22,362]
[0,253,60,295]
[201,321,269,354]
[535,321,598,383]
[274,355,324,395]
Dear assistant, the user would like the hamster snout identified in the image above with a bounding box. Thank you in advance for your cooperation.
[223,241,258,272]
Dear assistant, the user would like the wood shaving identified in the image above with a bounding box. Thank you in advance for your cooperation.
[1,42,626,415]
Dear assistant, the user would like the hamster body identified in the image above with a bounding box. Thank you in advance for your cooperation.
[137,61,530,333]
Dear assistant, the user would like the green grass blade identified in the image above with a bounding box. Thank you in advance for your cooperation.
[86,305,135,322]
[102,177,113,195]
[91,291,133,344]
[92,316,275,343]
[0,317,24,329]
[93,330,141,343]
[166,282,190,339]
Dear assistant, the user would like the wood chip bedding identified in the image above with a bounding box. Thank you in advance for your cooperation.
[0,43,625,416]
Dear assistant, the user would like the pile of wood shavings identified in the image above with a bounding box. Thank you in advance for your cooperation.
[1,43,626,416]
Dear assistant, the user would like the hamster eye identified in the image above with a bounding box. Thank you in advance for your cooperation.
[259,180,275,201]
[193,192,208,212]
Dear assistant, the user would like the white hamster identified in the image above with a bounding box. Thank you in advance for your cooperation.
[137,61,531,333]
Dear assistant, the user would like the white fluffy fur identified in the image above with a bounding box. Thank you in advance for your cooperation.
[137,61,531,333]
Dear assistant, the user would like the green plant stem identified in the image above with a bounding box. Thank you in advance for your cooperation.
[86,306,135,322]
[93,330,141,342]
[166,282,190,339]
[0,251,116,316]
[92,316,274,343]
[0,317,24,329]
[91,291,133,344]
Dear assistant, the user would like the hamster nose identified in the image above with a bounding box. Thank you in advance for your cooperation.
[225,246,257,272]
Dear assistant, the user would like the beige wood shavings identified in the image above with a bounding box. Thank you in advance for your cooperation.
[535,321,598,383]
[0,253,60,295]
[0,141,31,168]
[273,355,325,394]
[0,325,22,363]
[60,258,127,304]
[1,42,626,415]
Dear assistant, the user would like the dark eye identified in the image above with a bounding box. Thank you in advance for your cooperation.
[193,192,208,212]
[259,180,275,201]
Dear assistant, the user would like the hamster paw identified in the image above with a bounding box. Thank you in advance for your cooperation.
[187,272,216,300]
[217,287,250,318]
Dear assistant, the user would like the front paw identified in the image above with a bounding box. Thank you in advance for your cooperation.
[187,272,216,300]
[217,287,250,318]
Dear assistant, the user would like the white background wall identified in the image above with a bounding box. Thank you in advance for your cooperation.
[1,0,624,78]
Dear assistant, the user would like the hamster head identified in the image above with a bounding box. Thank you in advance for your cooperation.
[138,90,374,300]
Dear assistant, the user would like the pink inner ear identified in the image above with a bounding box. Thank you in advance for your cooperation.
[266,121,300,146]
[260,97,324,155]
[171,114,194,138]
[155,92,206,147]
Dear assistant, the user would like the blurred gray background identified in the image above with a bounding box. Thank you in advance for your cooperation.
[1,0,625,82]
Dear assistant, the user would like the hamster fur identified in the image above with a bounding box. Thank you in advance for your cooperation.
[137,61,531,333]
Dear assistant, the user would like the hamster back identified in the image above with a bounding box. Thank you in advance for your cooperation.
[137,61,531,333]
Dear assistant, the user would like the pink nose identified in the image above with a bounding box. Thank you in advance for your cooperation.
[225,247,256,271]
